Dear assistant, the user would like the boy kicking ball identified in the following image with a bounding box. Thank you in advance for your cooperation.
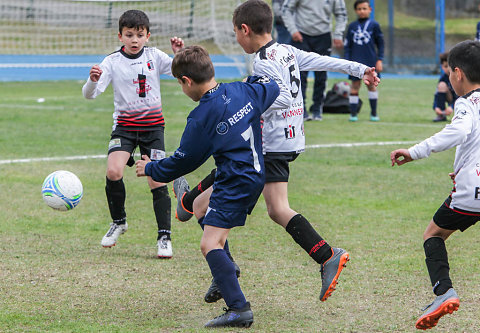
[391,40,480,330]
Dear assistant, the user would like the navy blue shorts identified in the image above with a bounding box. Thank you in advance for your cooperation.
[202,207,249,229]
[433,196,480,232]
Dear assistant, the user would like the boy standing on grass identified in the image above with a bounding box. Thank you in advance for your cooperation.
[391,40,480,330]
[82,10,184,258]
[344,0,384,122]
[136,45,280,328]
[173,0,379,305]
[432,51,458,122]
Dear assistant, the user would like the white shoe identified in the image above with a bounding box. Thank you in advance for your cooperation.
[101,222,128,247]
[157,235,172,259]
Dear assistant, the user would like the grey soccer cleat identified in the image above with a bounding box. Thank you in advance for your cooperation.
[172,176,194,222]
[205,261,241,303]
[319,247,350,301]
[415,288,460,330]
[204,302,253,328]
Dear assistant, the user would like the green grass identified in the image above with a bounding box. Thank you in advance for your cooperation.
[1,78,479,332]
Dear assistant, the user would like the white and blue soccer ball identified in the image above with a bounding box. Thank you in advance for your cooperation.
[42,170,83,211]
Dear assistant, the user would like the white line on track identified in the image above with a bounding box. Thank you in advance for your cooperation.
[0,141,418,165]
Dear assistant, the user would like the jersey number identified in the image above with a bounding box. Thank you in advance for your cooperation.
[288,64,300,98]
[241,125,261,172]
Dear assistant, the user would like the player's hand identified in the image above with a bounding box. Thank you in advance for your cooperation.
[89,65,102,82]
[363,67,380,88]
[448,172,456,181]
[135,155,152,177]
[390,149,413,166]
[375,60,383,73]
[171,36,184,53]
[333,39,344,50]
[291,31,303,43]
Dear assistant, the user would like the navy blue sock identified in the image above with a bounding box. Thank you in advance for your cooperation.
[206,249,246,309]
[434,92,447,111]
[198,217,234,261]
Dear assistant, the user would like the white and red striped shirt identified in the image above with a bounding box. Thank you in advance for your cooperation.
[82,46,172,131]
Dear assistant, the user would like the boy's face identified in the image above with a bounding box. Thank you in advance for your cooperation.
[441,61,450,75]
[234,25,255,54]
[177,78,201,102]
[118,27,150,55]
[355,2,371,19]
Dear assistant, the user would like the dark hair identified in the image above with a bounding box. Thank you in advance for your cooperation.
[448,40,480,84]
[354,0,370,9]
[233,0,272,34]
[171,46,215,84]
[119,10,150,34]
[439,51,449,64]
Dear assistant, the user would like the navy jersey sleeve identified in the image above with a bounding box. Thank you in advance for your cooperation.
[344,23,354,61]
[374,22,385,61]
[245,75,280,112]
[145,117,213,183]
[477,22,480,41]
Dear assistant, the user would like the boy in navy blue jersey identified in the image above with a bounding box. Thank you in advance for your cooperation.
[344,0,384,122]
[136,45,279,328]
[432,51,458,122]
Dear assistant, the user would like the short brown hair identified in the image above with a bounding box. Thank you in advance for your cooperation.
[119,10,150,34]
[439,51,449,64]
[171,45,215,84]
[233,0,272,34]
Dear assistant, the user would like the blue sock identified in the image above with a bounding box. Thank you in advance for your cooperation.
[434,92,447,112]
[205,249,246,309]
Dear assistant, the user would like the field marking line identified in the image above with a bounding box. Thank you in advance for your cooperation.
[0,141,418,165]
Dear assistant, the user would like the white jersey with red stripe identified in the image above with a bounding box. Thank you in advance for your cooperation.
[409,89,480,212]
[253,40,368,153]
[82,46,172,131]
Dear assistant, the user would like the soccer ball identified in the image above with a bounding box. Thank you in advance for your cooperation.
[41,170,83,211]
[333,81,351,98]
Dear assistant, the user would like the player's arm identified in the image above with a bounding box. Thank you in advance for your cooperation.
[374,23,385,73]
[137,118,213,182]
[281,0,302,42]
[82,62,110,99]
[332,0,347,49]
[253,60,293,110]
[245,75,281,112]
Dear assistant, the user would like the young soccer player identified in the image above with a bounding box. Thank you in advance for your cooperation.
[173,0,380,304]
[136,45,280,328]
[82,10,184,258]
[390,40,480,330]
[344,0,384,122]
[432,51,458,122]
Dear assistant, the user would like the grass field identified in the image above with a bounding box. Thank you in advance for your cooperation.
[1,77,479,332]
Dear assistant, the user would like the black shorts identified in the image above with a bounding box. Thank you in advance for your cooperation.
[433,196,480,232]
[108,127,166,162]
[263,152,299,183]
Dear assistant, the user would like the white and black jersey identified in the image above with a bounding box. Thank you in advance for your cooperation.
[82,46,173,131]
[409,89,480,212]
[253,40,368,153]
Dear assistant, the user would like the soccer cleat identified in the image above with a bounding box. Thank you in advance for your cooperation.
[101,222,128,247]
[349,115,358,122]
[319,247,350,301]
[313,115,323,121]
[157,235,173,259]
[205,262,241,303]
[204,302,253,328]
[172,176,194,222]
[433,115,447,122]
[370,115,380,122]
[415,288,460,330]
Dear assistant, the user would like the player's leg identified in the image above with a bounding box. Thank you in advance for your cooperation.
[309,32,331,120]
[349,79,361,122]
[433,81,449,122]
[367,84,379,121]
[263,153,349,301]
[140,129,172,258]
[414,197,480,329]
[202,212,253,328]
[102,130,137,247]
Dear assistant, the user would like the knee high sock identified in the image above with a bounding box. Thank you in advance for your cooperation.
[368,91,378,117]
[151,185,171,240]
[424,237,453,296]
[206,249,246,309]
[105,177,126,224]
[198,217,234,262]
[182,168,216,212]
[349,95,359,117]
[285,214,332,264]
[434,92,447,112]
